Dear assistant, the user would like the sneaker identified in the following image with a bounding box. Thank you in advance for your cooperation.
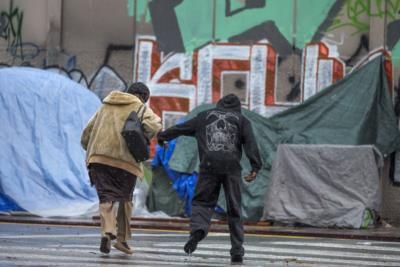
[183,230,204,254]
[231,255,243,265]
[100,235,111,254]
[113,241,133,254]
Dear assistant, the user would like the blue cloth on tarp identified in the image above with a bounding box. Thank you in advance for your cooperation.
[152,139,197,216]
[0,194,22,212]
[0,67,101,217]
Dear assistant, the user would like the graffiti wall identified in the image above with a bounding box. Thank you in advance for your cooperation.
[1,0,399,126]
[128,0,400,129]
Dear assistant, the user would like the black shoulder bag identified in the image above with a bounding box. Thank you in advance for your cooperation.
[121,105,149,162]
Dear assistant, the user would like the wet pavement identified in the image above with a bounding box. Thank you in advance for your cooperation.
[1,222,400,266]
[1,214,399,242]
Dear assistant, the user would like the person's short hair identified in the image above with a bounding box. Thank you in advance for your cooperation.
[127,82,150,103]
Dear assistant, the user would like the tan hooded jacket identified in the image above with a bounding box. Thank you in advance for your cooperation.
[81,91,162,177]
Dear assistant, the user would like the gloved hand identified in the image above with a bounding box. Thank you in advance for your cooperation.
[244,171,257,182]
[157,132,166,147]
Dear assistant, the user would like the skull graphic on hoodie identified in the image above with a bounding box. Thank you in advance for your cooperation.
[206,111,239,152]
[157,93,262,174]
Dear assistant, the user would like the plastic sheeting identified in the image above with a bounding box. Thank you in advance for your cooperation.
[0,67,100,217]
[151,140,197,216]
[132,174,169,218]
[263,144,382,228]
[168,55,400,221]
[0,67,170,218]
[146,166,186,217]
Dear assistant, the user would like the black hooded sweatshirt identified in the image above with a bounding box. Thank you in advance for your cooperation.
[158,94,262,174]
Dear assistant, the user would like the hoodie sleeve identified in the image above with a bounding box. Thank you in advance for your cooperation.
[241,117,262,173]
[141,106,162,140]
[158,115,198,142]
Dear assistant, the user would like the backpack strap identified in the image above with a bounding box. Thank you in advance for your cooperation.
[137,104,147,123]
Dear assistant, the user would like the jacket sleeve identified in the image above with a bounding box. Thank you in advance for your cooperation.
[81,112,98,150]
[141,106,162,140]
[158,115,198,142]
[241,117,262,173]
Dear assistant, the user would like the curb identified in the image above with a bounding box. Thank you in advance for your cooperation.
[1,215,399,242]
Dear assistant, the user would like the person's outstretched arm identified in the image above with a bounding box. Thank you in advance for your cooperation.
[157,116,198,145]
[241,117,262,182]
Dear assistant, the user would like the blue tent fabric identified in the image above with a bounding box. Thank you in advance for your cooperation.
[0,67,101,216]
[151,139,197,216]
[0,194,22,212]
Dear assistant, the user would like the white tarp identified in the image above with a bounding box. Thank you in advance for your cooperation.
[262,144,383,228]
[0,67,101,217]
[0,67,168,218]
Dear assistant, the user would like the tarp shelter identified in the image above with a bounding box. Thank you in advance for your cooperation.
[0,67,100,216]
[149,139,196,216]
[168,55,400,221]
[263,144,382,228]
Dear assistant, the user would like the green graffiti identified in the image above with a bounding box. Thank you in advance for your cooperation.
[230,0,246,10]
[294,0,338,49]
[214,0,292,46]
[329,0,400,34]
[127,0,134,16]
[174,0,214,52]
[392,41,400,67]
[174,0,336,52]
[127,0,151,22]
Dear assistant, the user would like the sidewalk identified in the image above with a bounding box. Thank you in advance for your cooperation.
[1,213,399,242]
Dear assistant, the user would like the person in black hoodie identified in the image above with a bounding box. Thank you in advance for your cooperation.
[157,93,262,264]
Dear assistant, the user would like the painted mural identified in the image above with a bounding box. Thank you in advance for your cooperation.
[128,0,400,130]
[1,0,399,127]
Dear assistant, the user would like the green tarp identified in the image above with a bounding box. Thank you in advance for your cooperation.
[146,166,185,217]
[168,55,400,221]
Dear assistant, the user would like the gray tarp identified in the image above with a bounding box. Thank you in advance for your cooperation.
[262,144,382,228]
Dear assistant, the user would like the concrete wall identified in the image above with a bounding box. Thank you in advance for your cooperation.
[1,0,400,224]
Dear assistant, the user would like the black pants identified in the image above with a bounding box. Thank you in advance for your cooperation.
[190,170,244,256]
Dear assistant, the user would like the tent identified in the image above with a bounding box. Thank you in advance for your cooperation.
[0,67,100,217]
[167,55,400,221]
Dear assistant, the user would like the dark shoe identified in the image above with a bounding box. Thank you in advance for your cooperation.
[107,233,117,240]
[100,235,111,254]
[184,230,204,254]
[231,255,243,265]
[113,241,133,254]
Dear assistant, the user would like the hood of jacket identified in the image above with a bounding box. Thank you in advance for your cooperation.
[216,94,241,112]
[103,91,142,105]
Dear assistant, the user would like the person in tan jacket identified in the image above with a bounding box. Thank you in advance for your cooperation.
[81,82,161,254]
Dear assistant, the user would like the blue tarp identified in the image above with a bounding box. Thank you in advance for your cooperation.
[151,140,197,216]
[0,67,100,216]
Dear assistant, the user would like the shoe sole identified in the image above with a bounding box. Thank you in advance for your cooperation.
[184,239,198,254]
[100,237,111,254]
[113,243,133,254]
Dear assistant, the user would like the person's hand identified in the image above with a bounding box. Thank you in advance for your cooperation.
[157,132,166,147]
[157,139,165,147]
[244,171,257,182]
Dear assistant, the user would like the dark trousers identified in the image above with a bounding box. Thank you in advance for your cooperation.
[190,170,244,256]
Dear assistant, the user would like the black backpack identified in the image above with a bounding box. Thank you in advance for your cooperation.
[121,105,149,162]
